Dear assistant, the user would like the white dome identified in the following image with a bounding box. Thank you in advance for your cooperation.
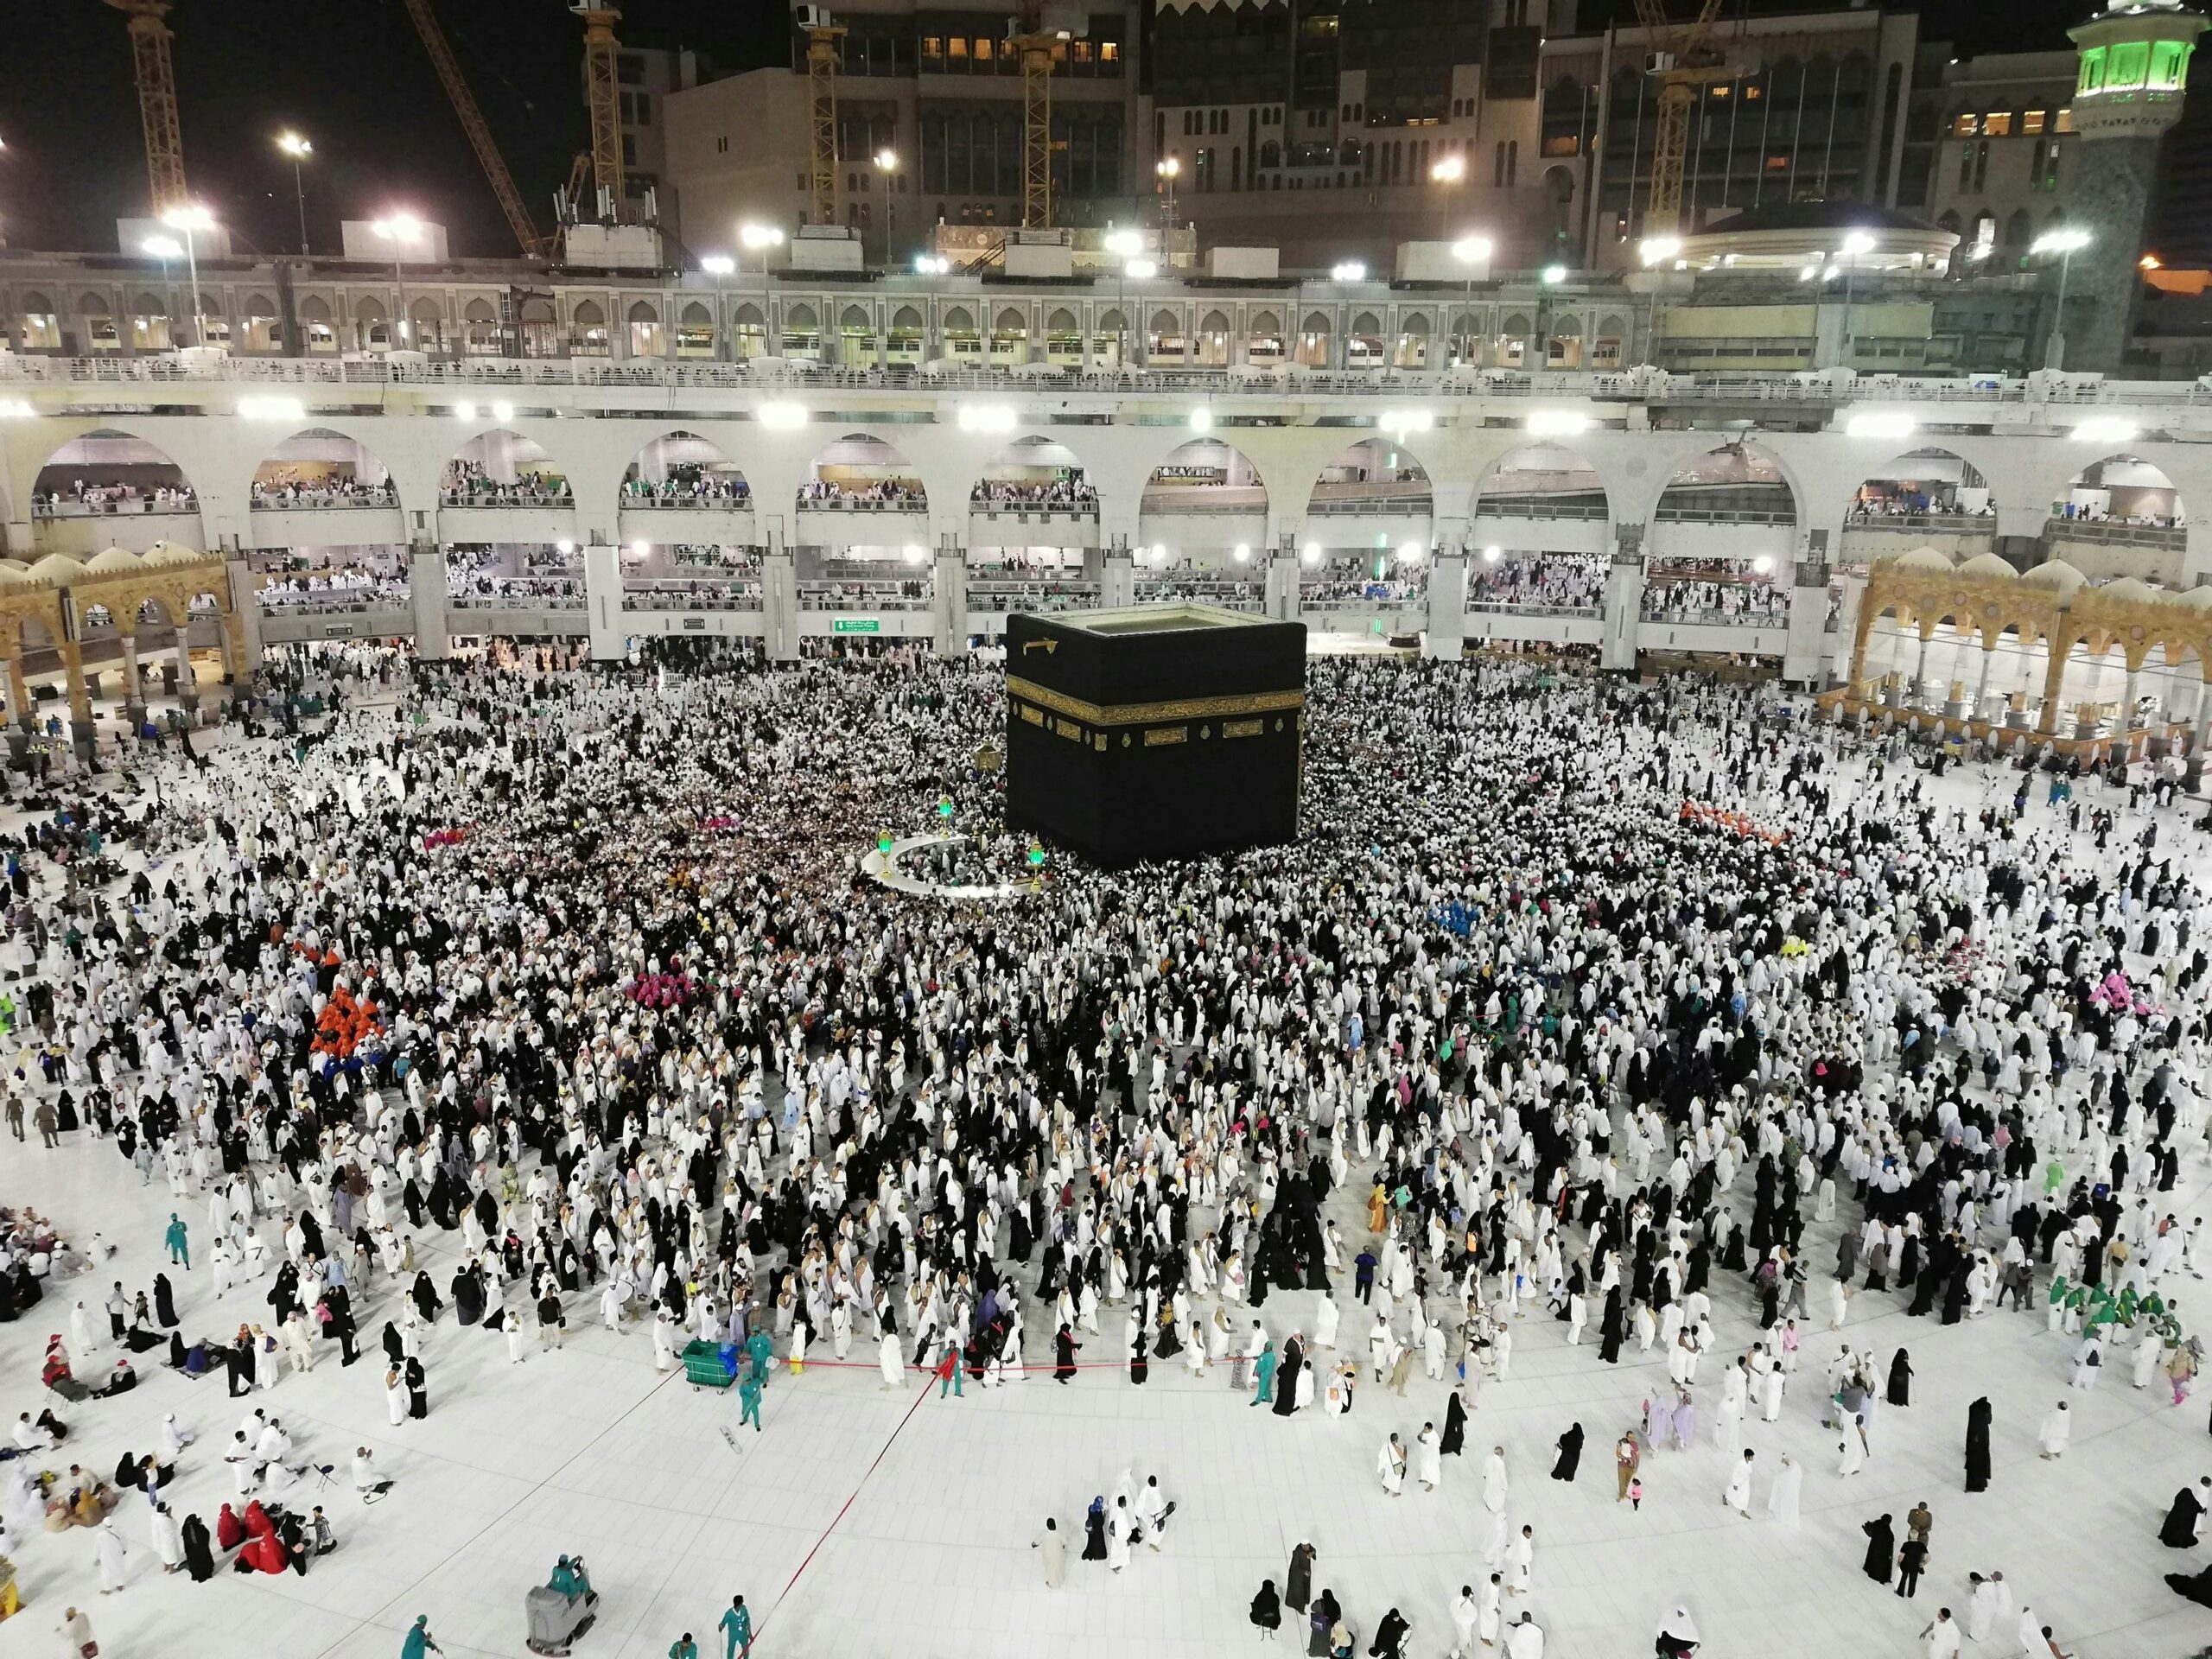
[1889,546,1955,572]
[1955,552,2017,580]
[2018,558,2088,595]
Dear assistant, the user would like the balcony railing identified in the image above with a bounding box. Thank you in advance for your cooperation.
[250,489,400,511]
[448,593,586,611]
[8,351,2212,409]
[1466,599,1603,618]
[1472,498,1607,520]
[1651,506,1797,526]
[441,489,574,508]
[2046,518,2187,550]
[32,498,197,518]
[1844,511,1993,534]
[617,492,753,509]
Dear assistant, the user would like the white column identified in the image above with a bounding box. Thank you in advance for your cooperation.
[172,634,197,709]
[226,556,264,678]
[410,544,450,661]
[1265,547,1300,626]
[1424,550,1466,661]
[933,545,968,658]
[1100,548,1135,609]
[584,542,626,663]
[1600,527,1645,673]
[763,537,798,663]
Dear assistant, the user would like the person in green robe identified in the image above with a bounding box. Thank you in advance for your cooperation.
[744,1330,772,1384]
[549,1554,591,1599]
[400,1614,443,1658]
[1252,1339,1278,1407]
[738,1372,764,1433]
[718,1593,753,1658]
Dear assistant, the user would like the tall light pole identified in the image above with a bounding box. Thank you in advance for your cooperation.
[2035,226,2093,371]
[1122,257,1156,371]
[740,222,784,360]
[159,203,213,348]
[1431,153,1465,241]
[1106,231,1142,369]
[1838,229,1874,368]
[1156,156,1179,232]
[141,235,181,348]
[275,132,312,256]
[874,149,899,267]
[372,213,424,350]
[1452,234,1492,365]
[701,254,734,359]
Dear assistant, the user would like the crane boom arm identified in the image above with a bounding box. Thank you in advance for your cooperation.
[400,0,550,257]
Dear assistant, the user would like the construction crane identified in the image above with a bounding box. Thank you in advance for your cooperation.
[105,0,188,214]
[798,7,845,232]
[574,0,626,219]
[401,0,556,257]
[1009,2,1086,230]
[1630,0,1732,242]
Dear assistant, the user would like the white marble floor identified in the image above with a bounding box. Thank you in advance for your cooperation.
[2,736,2212,1657]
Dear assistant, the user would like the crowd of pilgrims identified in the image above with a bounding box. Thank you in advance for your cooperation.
[14,637,2212,1631]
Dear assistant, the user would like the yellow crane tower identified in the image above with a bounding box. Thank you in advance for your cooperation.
[401,0,557,257]
[105,0,188,214]
[574,0,626,219]
[1009,2,1085,229]
[798,7,846,232]
[1631,0,1732,240]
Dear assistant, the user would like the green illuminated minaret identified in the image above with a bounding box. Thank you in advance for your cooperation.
[2062,0,2207,372]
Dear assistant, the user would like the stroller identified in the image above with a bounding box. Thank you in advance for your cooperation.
[525,1554,599,1656]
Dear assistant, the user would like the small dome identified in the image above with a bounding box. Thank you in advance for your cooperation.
[142,541,207,567]
[0,566,36,588]
[1955,552,2017,580]
[82,545,146,575]
[2175,584,2212,610]
[28,554,81,586]
[2095,575,2162,605]
[2018,558,2088,595]
[0,559,31,572]
[1889,546,1955,572]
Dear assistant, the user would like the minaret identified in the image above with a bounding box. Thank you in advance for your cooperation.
[2062,0,2207,372]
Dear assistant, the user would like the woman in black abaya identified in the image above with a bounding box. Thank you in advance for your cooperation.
[1440,1389,1468,1456]
[1964,1396,1992,1492]
[1274,1335,1303,1416]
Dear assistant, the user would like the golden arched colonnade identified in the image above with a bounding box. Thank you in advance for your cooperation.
[1824,556,2212,762]
[0,543,243,756]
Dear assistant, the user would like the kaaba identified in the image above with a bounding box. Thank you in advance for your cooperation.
[1004,605,1306,867]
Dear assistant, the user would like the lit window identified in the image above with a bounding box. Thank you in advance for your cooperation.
[2023,109,2046,134]
[1952,113,1979,136]
[2056,106,2075,132]
[1983,111,2012,137]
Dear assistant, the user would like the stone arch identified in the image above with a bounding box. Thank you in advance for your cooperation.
[250,427,401,510]
[1306,435,1435,518]
[443,426,574,499]
[970,435,1099,522]
[622,429,749,503]
[799,431,926,510]
[1471,441,1614,522]
[1139,436,1270,529]
[1652,439,1802,526]
[32,427,200,506]
[1847,447,1998,527]
[2050,452,2185,526]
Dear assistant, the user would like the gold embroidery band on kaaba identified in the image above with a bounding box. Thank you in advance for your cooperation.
[1006,675,1306,728]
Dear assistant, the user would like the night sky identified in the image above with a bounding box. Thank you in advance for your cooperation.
[0,0,2094,260]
